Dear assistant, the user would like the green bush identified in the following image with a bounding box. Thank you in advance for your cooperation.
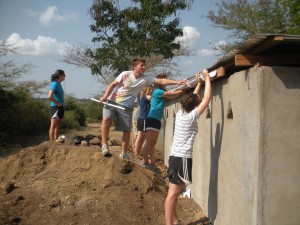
[64,97,86,127]
[84,99,103,123]
[61,110,81,130]
[0,87,49,137]
[0,88,97,146]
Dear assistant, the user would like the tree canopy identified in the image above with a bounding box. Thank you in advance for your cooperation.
[207,0,300,53]
[86,0,188,76]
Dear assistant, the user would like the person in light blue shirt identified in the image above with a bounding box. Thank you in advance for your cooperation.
[141,74,185,171]
[48,69,65,141]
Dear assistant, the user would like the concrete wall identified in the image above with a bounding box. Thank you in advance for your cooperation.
[161,66,300,225]
[258,67,300,225]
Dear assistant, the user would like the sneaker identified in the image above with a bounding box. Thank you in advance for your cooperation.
[101,144,110,156]
[119,152,129,160]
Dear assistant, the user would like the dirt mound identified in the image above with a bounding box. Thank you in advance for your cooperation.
[0,125,206,225]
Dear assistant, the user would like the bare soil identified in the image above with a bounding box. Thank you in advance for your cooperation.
[0,123,209,225]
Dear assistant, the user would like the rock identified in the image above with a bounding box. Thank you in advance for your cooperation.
[5,182,16,194]
[81,140,89,146]
[89,137,100,145]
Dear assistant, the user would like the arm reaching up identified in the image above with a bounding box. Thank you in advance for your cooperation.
[193,73,202,96]
[196,69,211,115]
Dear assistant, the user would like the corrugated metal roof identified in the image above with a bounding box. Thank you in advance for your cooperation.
[169,34,300,91]
[210,34,300,74]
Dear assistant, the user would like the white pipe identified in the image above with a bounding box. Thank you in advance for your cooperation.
[90,98,126,110]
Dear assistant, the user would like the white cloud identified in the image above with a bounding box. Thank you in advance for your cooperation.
[213,40,226,51]
[199,49,214,56]
[6,33,70,57]
[197,40,227,56]
[26,5,77,27]
[175,26,200,48]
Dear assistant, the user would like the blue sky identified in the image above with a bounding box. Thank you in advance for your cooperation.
[0,0,228,99]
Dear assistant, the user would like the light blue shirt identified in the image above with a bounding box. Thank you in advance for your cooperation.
[147,88,165,121]
[49,81,64,106]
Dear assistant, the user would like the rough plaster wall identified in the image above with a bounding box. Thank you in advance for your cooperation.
[138,66,300,225]
[164,67,262,225]
[195,67,262,225]
[259,67,300,225]
[156,116,165,159]
[162,66,300,225]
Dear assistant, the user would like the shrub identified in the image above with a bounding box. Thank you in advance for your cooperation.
[61,110,81,130]
[84,99,103,123]
[0,87,49,140]
[64,97,86,127]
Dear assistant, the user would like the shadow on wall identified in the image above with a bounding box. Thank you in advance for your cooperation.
[271,67,300,89]
[208,86,224,224]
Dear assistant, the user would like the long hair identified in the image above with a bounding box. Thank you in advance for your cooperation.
[51,69,65,82]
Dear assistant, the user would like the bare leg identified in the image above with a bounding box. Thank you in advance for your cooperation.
[134,131,146,155]
[133,134,138,149]
[147,130,159,164]
[54,119,61,140]
[101,117,111,145]
[122,131,131,153]
[142,130,159,164]
[49,118,58,141]
[172,199,179,224]
[165,182,185,225]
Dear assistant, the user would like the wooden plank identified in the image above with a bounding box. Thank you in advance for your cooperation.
[213,66,225,80]
[251,35,284,54]
[235,54,300,66]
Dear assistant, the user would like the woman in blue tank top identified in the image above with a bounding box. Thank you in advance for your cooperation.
[48,69,65,141]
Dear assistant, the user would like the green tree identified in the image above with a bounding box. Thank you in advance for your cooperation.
[62,1,198,83]
[207,0,300,53]
[87,0,187,77]
[279,0,300,34]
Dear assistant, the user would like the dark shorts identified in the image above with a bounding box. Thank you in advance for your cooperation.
[137,118,147,132]
[145,117,161,131]
[50,106,65,119]
[168,156,192,185]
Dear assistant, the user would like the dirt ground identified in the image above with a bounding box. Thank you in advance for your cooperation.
[0,123,211,225]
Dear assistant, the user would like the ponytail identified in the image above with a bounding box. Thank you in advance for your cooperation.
[50,69,65,82]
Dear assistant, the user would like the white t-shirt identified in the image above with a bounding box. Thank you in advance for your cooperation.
[170,108,200,158]
[108,71,155,108]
